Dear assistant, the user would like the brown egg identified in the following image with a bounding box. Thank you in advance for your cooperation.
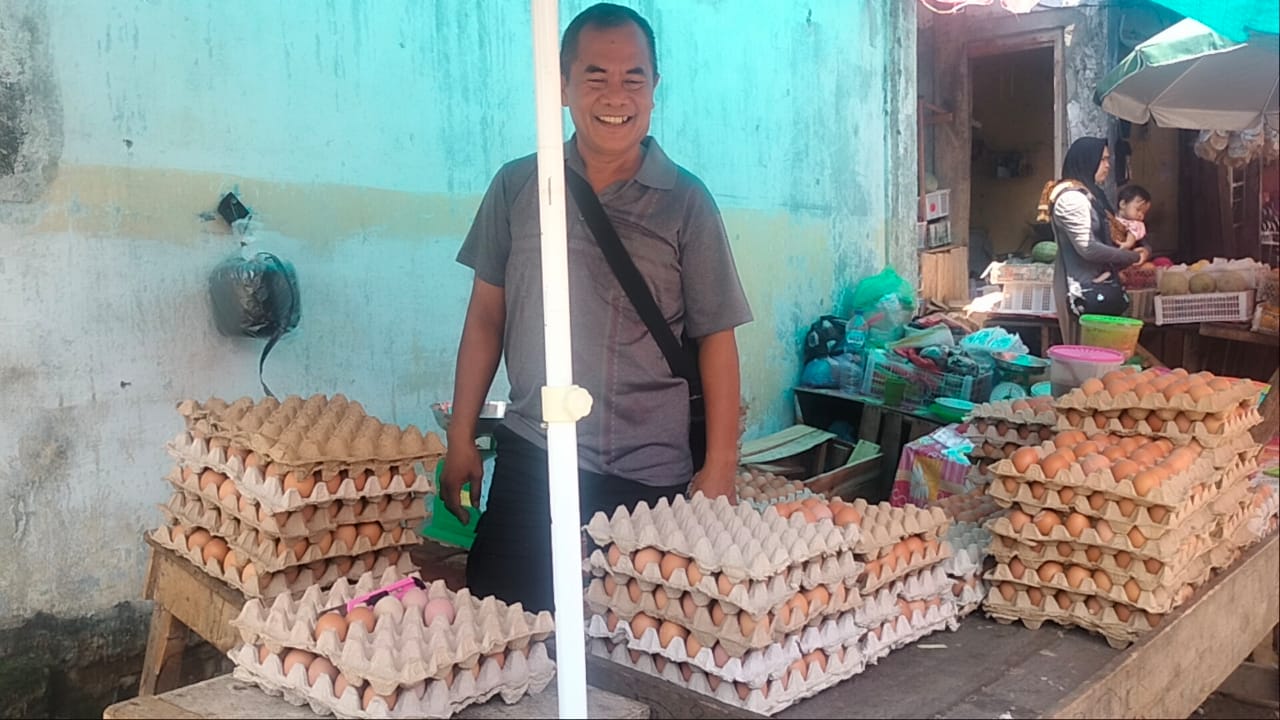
[1084,547,1102,563]
[1009,509,1033,533]
[1123,579,1141,603]
[307,656,339,688]
[1081,378,1105,396]
[1146,612,1163,627]
[618,579,639,604]
[805,586,832,611]
[1029,482,1047,500]
[1148,506,1168,523]
[998,582,1016,601]
[346,605,377,634]
[1094,519,1115,542]
[222,550,242,575]
[1037,561,1064,584]
[1145,415,1166,432]
[1092,569,1113,592]
[1173,414,1193,433]
[1144,558,1163,574]
[834,506,861,527]
[657,620,688,649]
[1111,459,1139,482]
[659,552,690,581]
[1039,453,1070,480]
[1088,492,1108,511]
[198,470,226,494]
[633,547,662,574]
[1059,486,1077,504]
[1114,551,1133,569]
[202,538,229,566]
[1027,587,1045,608]
[602,575,618,598]
[281,648,315,676]
[1033,510,1062,536]
[630,613,660,638]
[713,644,731,667]
[604,610,620,632]
[314,611,348,641]
[282,471,317,498]
[1057,542,1075,558]
[1009,557,1027,580]
[709,601,726,627]
[739,612,760,637]
[1127,526,1147,548]
[653,589,670,612]
[1065,566,1090,589]
[605,544,623,568]
[355,522,382,546]
[1064,513,1090,539]
[1085,596,1104,616]
[361,685,397,711]
[685,563,704,586]
[333,525,358,551]
[1080,454,1109,475]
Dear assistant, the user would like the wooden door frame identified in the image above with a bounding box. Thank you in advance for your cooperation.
[964,29,1066,183]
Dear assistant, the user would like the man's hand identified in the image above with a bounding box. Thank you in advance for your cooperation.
[688,459,738,504]
[440,437,483,524]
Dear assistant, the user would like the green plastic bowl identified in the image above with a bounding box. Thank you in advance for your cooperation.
[930,397,975,423]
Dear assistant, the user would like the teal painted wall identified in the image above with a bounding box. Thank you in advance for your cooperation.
[0,0,915,620]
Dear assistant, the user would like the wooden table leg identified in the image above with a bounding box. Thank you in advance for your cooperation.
[1181,332,1202,372]
[139,604,188,696]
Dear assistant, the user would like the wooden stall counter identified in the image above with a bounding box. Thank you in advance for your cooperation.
[587,533,1279,719]
[105,673,650,719]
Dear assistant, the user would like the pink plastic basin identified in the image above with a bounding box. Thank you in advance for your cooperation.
[1047,345,1126,396]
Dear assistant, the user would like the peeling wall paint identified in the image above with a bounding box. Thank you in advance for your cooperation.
[0,0,916,623]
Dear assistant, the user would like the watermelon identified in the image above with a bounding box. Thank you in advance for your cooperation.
[1032,241,1057,263]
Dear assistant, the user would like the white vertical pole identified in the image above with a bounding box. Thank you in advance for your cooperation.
[530,0,590,717]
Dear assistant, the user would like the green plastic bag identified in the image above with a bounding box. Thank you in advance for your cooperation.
[851,267,916,313]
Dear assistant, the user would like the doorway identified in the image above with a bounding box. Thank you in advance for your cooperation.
[967,41,1060,269]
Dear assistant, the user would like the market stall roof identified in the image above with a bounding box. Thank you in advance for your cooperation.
[1095,18,1279,132]
[1151,0,1279,42]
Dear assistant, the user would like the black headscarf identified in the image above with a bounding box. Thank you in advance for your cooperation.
[1061,137,1115,215]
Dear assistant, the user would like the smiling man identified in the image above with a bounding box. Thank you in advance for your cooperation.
[443,2,752,611]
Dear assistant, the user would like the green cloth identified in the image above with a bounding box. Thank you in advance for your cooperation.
[1152,0,1278,41]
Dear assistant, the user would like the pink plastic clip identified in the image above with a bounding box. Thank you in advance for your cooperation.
[345,577,425,613]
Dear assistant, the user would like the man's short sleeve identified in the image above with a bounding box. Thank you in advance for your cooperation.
[680,181,753,338]
[456,168,513,287]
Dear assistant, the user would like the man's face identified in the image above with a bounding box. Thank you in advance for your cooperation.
[562,22,658,160]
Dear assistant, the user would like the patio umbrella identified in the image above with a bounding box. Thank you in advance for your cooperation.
[1149,0,1278,42]
[1096,18,1279,132]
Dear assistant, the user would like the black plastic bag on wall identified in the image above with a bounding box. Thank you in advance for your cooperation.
[209,252,301,397]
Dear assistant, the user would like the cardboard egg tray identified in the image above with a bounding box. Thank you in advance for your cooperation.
[966,398,1058,426]
[985,560,1192,614]
[857,540,953,596]
[168,432,436,513]
[588,635,866,717]
[585,494,859,582]
[234,571,555,695]
[950,574,986,617]
[585,545,860,616]
[861,598,960,666]
[962,420,1055,446]
[149,523,413,598]
[229,640,554,720]
[968,442,1022,461]
[989,457,1257,539]
[942,522,990,578]
[1054,374,1259,415]
[983,587,1161,649]
[986,497,1221,562]
[988,445,1216,508]
[178,395,446,470]
[582,581,857,656]
[989,541,1215,594]
[165,469,427,539]
[584,609,867,688]
[159,496,421,573]
[1055,407,1262,448]
[853,565,953,629]
[735,471,820,510]
[934,491,1002,526]
[850,500,950,556]
[988,528,1217,584]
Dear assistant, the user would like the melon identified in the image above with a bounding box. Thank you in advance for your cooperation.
[1032,242,1057,263]
[1158,272,1189,296]
[1214,271,1249,292]
[1188,273,1217,294]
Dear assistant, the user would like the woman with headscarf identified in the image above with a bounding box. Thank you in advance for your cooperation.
[1042,137,1149,345]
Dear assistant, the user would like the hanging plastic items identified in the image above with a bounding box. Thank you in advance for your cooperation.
[207,192,301,397]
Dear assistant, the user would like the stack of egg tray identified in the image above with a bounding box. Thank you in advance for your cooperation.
[849,500,961,667]
[941,522,991,617]
[981,429,1258,648]
[734,469,821,512]
[933,490,1003,525]
[149,394,443,598]
[229,568,555,718]
[584,494,874,715]
[962,397,1058,463]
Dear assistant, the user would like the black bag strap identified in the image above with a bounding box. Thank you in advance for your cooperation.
[564,168,698,385]
[254,252,297,399]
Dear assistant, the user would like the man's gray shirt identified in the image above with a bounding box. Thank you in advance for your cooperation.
[456,137,753,486]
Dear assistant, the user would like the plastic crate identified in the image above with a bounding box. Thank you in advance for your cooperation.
[1126,288,1157,321]
[924,219,951,249]
[861,350,992,406]
[1154,290,1255,325]
[924,189,950,221]
[999,282,1055,315]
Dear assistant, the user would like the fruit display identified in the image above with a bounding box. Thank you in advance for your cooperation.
[582,495,959,715]
[981,367,1264,647]
[1155,258,1266,296]
[229,569,556,718]
[150,394,443,598]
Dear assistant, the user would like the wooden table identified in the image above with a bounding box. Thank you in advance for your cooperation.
[793,387,943,500]
[138,535,473,696]
[587,533,1279,719]
[106,673,650,719]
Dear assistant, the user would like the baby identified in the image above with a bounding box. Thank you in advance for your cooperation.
[1095,184,1152,283]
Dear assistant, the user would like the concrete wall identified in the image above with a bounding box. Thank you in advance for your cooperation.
[0,0,916,631]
